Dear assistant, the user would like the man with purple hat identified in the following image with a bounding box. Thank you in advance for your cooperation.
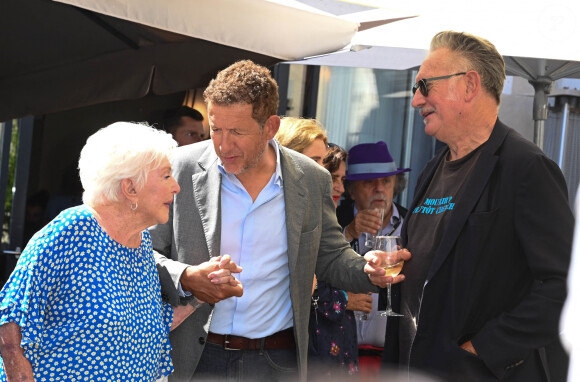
[336,140,411,376]
[338,141,411,253]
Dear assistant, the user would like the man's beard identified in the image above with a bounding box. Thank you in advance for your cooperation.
[221,140,267,176]
[368,193,390,209]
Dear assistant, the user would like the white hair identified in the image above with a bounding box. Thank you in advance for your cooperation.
[78,121,177,206]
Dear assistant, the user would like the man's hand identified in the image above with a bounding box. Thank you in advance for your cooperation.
[461,341,478,355]
[345,209,382,241]
[364,248,411,287]
[180,255,243,304]
[346,292,373,312]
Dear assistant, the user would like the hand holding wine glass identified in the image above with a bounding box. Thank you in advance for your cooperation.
[363,241,411,286]
[373,236,404,317]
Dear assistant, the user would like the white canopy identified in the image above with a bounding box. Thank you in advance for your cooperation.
[3,0,405,121]
[54,0,360,61]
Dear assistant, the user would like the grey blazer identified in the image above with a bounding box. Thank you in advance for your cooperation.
[151,140,376,381]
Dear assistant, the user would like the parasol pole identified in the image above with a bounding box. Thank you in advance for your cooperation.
[529,76,553,150]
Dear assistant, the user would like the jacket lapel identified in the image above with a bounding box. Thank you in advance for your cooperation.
[191,145,222,257]
[280,147,307,274]
[426,120,510,282]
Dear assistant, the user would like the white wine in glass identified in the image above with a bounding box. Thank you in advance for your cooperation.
[383,259,404,278]
[374,235,404,317]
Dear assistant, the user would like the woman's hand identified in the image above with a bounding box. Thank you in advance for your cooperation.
[171,304,196,331]
[0,322,34,381]
[208,255,243,287]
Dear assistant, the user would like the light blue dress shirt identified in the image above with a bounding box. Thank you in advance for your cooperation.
[209,140,293,338]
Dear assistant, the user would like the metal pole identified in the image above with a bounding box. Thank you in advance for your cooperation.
[274,64,290,116]
[529,76,553,150]
[533,119,545,151]
[302,66,320,119]
[558,101,569,168]
[400,70,417,208]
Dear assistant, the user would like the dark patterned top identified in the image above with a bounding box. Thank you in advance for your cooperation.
[308,280,358,378]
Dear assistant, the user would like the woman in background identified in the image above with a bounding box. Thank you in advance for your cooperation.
[307,144,362,379]
[324,143,347,208]
[0,122,240,381]
[275,117,328,165]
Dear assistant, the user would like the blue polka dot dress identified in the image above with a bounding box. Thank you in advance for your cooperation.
[0,205,173,381]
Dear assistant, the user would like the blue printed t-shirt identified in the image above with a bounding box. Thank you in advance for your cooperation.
[0,205,173,381]
[400,146,482,361]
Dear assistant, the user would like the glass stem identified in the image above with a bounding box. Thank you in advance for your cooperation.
[386,283,393,312]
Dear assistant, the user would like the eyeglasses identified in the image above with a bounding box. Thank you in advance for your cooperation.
[411,72,467,97]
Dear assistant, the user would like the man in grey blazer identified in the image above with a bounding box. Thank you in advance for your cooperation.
[151,60,407,382]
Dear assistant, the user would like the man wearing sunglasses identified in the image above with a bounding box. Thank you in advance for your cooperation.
[383,31,574,381]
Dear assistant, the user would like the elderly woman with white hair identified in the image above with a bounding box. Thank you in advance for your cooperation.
[0,122,241,381]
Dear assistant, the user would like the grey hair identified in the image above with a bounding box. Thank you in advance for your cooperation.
[431,31,505,104]
[78,122,177,207]
[393,173,407,196]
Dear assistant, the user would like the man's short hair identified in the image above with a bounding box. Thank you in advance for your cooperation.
[163,106,203,135]
[203,60,279,126]
[431,31,506,104]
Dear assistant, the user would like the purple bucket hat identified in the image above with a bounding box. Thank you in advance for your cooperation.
[346,141,411,181]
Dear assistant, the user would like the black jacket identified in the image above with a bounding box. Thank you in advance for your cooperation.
[383,120,573,381]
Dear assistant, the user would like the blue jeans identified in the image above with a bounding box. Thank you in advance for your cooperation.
[193,342,298,381]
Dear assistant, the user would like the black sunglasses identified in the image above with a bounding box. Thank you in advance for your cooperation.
[411,72,467,97]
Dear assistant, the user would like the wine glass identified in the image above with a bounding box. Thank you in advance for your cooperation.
[359,208,385,320]
[364,208,385,248]
[354,310,368,321]
[373,235,404,317]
